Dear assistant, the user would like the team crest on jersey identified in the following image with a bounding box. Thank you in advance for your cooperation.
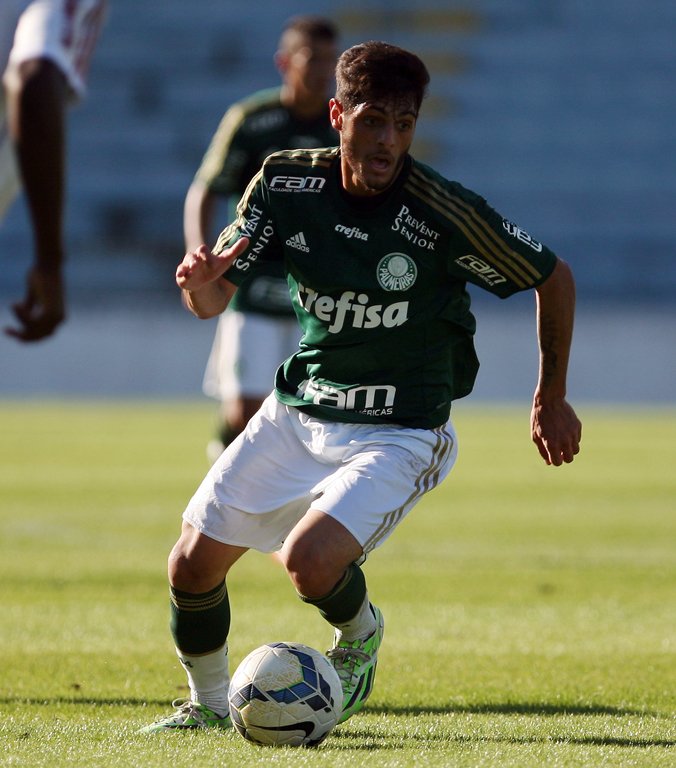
[377,253,418,291]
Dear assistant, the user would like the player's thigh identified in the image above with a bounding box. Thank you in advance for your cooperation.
[312,421,458,556]
[182,395,330,552]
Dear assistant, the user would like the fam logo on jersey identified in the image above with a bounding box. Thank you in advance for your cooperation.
[297,283,409,334]
[455,254,507,287]
[502,219,543,252]
[392,204,440,250]
[298,377,396,418]
[270,175,326,193]
[377,253,418,292]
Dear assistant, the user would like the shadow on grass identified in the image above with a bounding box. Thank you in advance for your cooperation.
[1,699,665,718]
[2,698,673,751]
[1,697,176,708]
[366,702,664,718]
[330,703,675,751]
[331,730,676,751]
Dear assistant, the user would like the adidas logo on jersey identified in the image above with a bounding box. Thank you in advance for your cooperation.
[286,232,310,252]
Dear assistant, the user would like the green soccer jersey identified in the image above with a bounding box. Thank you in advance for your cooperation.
[195,87,337,316]
[214,147,557,429]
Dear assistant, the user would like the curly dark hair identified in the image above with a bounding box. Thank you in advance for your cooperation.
[335,41,430,114]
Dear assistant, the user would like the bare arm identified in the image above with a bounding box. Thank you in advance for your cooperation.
[4,58,68,342]
[183,179,217,252]
[176,238,249,318]
[531,258,582,465]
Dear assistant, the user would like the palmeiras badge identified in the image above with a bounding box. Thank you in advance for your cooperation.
[377,253,418,291]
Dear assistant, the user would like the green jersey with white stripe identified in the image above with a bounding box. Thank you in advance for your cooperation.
[195,87,337,316]
[214,147,557,429]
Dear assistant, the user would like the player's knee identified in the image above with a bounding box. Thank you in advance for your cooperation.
[168,537,213,592]
[283,541,337,598]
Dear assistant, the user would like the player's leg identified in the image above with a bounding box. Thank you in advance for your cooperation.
[143,395,328,732]
[280,510,383,723]
[279,510,384,723]
[281,419,458,722]
[202,311,245,463]
[141,524,246,732]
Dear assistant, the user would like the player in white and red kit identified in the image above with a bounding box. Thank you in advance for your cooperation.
[1,0,106,342]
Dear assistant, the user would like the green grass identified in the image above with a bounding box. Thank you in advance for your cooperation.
[0,401,674,767]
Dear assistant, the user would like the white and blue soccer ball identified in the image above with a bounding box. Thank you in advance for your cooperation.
[228,642,343,747]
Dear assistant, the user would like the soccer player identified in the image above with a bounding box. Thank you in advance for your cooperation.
[1,0,107,342]
[142,41,582,732]
[184,16,339,463]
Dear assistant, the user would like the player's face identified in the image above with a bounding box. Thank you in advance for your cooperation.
[331,99,417,196]
[283,38,337,100]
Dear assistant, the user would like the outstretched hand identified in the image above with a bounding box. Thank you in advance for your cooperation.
[531,397,582,466]
[5,266,65,342]
[176,237,249,291]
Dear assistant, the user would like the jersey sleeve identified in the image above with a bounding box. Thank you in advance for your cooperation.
[193,103,249,197]
[445,187,558,299]
[212,167,283,288]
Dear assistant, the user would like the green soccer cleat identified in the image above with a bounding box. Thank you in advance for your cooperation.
[140,699,231,733]
[326,604,384,723]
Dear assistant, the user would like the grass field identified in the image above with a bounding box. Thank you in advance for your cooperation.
[1,401,674,767]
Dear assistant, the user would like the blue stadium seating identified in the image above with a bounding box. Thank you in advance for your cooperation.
[1,0,674,302]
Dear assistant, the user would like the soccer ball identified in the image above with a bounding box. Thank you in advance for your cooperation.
[228,642,343,747]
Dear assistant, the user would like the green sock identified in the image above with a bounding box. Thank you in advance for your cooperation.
[217,422,239,449]
[170,580,230,654]
[298,562,368,625]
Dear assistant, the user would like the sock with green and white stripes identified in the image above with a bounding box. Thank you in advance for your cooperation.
[170,581,231,716]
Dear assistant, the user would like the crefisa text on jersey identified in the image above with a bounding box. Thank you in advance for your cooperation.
[391,204,440,250]
[297,283,409,334]
[335,224,369,241]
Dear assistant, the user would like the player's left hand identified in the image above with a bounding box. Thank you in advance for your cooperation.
[530,397,582,466]
[5,266,66,342]
[176,238,249,291]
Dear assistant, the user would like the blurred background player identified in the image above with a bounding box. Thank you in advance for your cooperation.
[1,0,107,342]
[184,15,339,463]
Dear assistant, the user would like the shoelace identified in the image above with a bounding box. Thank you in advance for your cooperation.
[327,646,371,682]
[169,698,209,724]
[326,647,370,663]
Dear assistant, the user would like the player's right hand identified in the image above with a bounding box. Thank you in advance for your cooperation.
[176,238,249,291]
[4,266,66,343]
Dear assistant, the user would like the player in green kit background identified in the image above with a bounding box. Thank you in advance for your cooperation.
[143,41,582,732]
[184,16,339,463]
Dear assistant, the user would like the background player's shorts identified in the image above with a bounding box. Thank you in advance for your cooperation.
[202,310,300,401]
[183,393,458,556]
[5,0,107,99]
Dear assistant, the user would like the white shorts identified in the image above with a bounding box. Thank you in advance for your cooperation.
[183,394,458,556]
[202,310,300,401]
[1,0,107,220]
[5,0,107,98]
